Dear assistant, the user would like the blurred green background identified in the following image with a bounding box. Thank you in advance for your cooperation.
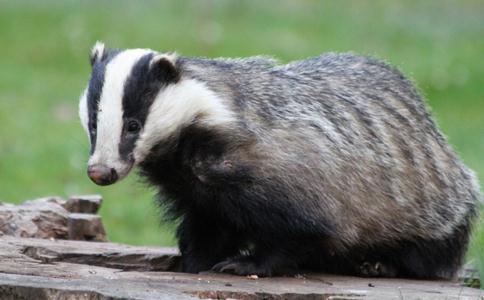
[0,0,482,280]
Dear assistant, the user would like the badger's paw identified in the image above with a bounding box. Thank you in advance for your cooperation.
[358,261,398,277]
[212,257,273,277]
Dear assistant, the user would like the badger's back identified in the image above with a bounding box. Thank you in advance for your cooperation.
[182,53,480,248]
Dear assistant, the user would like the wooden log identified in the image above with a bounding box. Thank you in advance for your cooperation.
[0,236,481,300]
[0,197,69,239]
[0,196,107,242]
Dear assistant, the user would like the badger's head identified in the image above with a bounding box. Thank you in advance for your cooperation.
[79,42,233,186]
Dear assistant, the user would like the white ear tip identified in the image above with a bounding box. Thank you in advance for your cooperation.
[92,41,105,53]
[91,41,105,63]
[165,52,178,61]
[150,52,177,68]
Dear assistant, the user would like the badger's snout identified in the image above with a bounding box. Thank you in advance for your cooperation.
[87,164,119,186]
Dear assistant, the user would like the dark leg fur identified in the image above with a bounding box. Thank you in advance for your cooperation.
[396,226,470,279]
[178,213,242,273]
[212,238,320,277]
[179,213,470,278]
[350,223,471,279]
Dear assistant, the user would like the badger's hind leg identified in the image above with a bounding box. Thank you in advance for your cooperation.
[396,233,469,279]
[402,224,471,278]
[353,223,471,279]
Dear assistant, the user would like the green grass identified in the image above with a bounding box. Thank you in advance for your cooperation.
[0,0,482,280]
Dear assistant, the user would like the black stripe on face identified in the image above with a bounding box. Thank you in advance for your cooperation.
[86,49,121,154]
[119,53,178,162]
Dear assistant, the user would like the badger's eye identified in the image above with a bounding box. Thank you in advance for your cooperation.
[127,120,141,133]
[90,122,97,132]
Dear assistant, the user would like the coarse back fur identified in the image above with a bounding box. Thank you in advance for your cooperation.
[80,44,481,278]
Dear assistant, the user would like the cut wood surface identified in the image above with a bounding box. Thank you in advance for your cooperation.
[0,236,482,300]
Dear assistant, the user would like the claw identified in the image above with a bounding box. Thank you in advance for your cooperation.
[220,263,238,273]
[211,260,232,272]
[212,257,272,277]
[358,261,397,277]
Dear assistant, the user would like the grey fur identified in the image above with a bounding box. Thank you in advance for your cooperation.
[183,53,480,238]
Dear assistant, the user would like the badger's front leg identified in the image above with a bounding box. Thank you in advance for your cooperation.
[212,242,301,277]
[178,213,241,273]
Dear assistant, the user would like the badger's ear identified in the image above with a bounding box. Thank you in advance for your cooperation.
[89,41,105,66]
[149,53,180,83]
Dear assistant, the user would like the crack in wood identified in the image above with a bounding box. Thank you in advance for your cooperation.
[21,245,181,271]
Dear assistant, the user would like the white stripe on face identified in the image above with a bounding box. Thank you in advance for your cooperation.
[89,48,153,179]
[79,88,89,135]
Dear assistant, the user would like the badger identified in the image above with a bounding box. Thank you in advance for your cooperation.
[79,42,480,278]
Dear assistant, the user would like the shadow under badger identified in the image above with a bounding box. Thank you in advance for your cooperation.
[79,42,480,278]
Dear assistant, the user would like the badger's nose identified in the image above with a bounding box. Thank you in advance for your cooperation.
[87,164,118,186]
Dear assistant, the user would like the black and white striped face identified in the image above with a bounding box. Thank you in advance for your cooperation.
[79,42,234,186]
[79,42,182,185]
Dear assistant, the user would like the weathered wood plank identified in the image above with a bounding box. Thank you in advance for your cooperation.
[0,236,481,300]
